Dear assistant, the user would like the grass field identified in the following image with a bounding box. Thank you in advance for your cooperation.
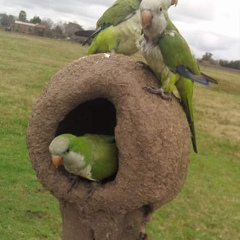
[0,30,240,240]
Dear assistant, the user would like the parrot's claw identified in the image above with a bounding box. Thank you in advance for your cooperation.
[67,175,80,193]
[136,61,150,69]
[139,232,148,240]
[87,182,99,197]
[143,85,172,101]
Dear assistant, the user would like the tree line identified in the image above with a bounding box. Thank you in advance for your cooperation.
[0,10,84,39]
[200,52,240,70]
[219,60,240,70]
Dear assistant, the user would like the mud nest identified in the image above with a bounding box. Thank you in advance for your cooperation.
[27,53,190,240]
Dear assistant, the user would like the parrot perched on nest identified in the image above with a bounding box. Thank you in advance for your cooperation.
[49,134,118,181]
[139,0,218,153]
[75,0,178,55]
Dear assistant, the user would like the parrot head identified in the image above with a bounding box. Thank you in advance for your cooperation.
[49,134,74,168]
[140,0,177,38]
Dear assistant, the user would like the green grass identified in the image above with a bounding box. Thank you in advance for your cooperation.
[0,30,240,240]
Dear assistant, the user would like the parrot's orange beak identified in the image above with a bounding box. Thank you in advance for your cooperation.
[171,0,178,6]
[52,155,63,168]
[141,10,153,29]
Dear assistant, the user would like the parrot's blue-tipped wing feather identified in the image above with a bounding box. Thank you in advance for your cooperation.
[200,72,218,84]
[176,65,192,79]
[176,65,210,86]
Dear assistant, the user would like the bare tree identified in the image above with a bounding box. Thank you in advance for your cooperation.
[41,18,54,38]
[62,21,84,38]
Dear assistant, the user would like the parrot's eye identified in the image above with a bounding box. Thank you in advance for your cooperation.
[159,7,163,12]
[64,148,70,154]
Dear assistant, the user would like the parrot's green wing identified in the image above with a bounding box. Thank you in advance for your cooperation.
[159,30,200,75]
[97,0,141,27]
[82,0,141,45]
[160,13,218,85]
[82,135,118,181]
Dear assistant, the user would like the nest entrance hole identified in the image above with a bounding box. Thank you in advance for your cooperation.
[55,98,118,182]
[56,98,117,137]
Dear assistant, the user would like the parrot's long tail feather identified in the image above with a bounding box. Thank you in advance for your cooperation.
[74,30,95,38]
[176,78,198,153]
[182,98,198,153]
[75,28,102,46]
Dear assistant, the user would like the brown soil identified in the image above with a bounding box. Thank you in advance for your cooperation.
[27,53,190,240]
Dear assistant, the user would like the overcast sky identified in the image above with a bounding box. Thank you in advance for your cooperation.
[0,0,239,60]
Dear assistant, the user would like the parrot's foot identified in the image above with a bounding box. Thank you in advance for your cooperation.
[139,232,148,240]
[143,85,172,101]
[136,61,150,69]
[87,182,99,196]
[67,175,80,193]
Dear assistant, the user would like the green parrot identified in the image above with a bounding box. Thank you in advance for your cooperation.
[49,134,118,181]
[75,0,178,55]
[139,0,218,153]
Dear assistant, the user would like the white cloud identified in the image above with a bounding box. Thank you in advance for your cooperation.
[168,0,240,60]
[180,29,240,60]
